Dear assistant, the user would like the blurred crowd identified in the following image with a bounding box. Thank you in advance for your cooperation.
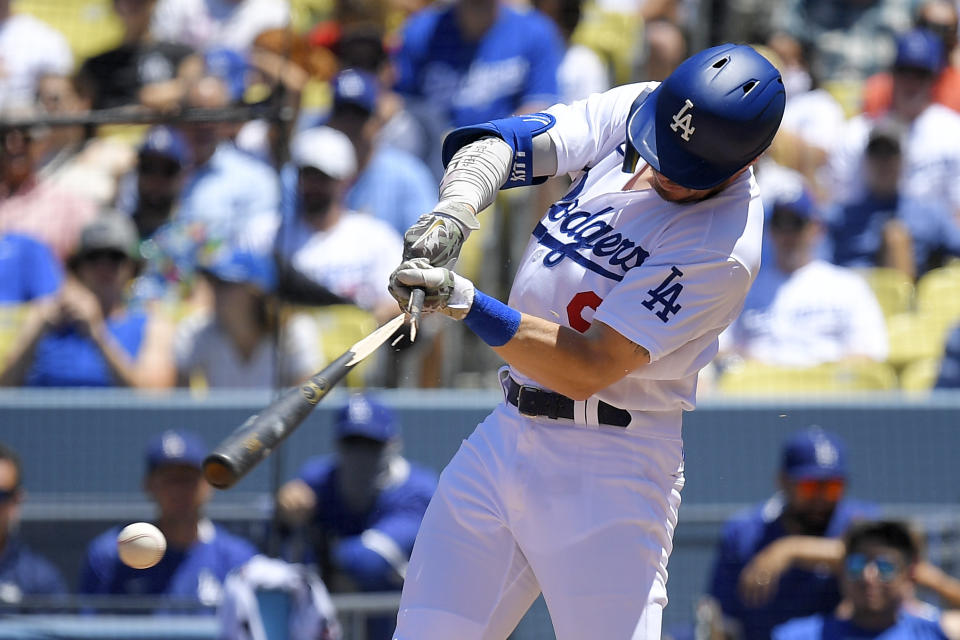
[0,394,437,640]
[0,0,958,393]
[7,419,960,639]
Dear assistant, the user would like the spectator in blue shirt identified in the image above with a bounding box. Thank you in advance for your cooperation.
[773,520,949,639]
[287,68,437,238]
[276,394,438,638]
[334,68,438,238]
[707,427,878,640]
[827,120,960,281]
[0,232,61,303]
[393,0,563,176]
[0,441,67,604]
[0,212,175,388]
[935,322,960,389]
[79,430,257,608]
[177,75,280,240]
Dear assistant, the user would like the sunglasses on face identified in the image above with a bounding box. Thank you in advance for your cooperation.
[769,209,811,233]
[139,157,181,178]
[845,553,902,582]
[794,478,845,501]
[80,249,129,266]
[0,487,19,503]
[917,19,956,42]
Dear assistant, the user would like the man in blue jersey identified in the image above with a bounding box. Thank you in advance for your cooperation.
[393,0,564,176]
[773,520,950,639]
[0,442,67,603]
[708,427,878,640]
[276,394,438,638]
[79,430,256,609]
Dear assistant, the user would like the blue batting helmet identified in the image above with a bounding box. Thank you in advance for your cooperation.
[623,43,785,190]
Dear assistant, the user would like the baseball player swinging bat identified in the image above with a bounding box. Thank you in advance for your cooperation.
[203,313,407,490]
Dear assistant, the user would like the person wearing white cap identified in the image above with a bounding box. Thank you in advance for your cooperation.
[265,126,403,324]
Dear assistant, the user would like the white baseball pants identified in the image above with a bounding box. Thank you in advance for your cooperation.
[394,402,685,639]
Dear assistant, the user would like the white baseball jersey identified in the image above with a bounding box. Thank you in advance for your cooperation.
[828,104,960,210]
[245,211,403,312]
[396,83,767,640]
[724,259,889,366]
[507,82,765,413]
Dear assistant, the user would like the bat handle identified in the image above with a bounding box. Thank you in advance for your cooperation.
[408,288,425,342]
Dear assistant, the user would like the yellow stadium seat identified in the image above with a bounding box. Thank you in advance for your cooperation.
[718,360,898,395]
[899,357,941,392]
[0,305,28,366]
[296,304,378,388]
[886,312,951,368]
[857,267,914,318]
[915,266,960,331]
[14,0,123,61]
[571,3,642,86]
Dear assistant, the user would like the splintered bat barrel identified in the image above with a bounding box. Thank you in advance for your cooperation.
[202,351,353,490]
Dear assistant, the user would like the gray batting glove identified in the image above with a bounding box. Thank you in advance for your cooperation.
[389,258,475,320]
[402,202,479,268]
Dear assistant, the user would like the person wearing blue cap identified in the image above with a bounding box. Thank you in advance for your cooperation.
[126,126,191,240]
[79,429,257,606]
[719,181,889,368]
[323,68,438,239]
[276,394,437,639]
[828,28,960,220]
[706,427,878,640]
[173,247,320,388]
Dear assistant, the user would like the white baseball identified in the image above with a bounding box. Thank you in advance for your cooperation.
[117,522,166,569]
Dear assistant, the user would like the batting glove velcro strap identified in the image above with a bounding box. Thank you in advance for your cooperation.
[388,258,475,320]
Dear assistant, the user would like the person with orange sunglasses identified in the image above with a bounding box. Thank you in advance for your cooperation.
[705,427,879,640]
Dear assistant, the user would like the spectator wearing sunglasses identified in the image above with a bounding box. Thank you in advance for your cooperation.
[718,185,888,369]
[773,520,951,639]
[0,123,97,262]
[0,212,174,388]
[118,126,190,241]
[0,441,67,604]
[706,427,878,640]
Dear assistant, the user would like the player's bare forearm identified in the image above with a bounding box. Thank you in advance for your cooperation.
[492,314,649,400]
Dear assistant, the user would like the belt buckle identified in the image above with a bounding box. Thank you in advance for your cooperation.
[515,385,540,417]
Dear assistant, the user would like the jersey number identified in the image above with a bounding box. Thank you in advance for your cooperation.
[566,291,603,333]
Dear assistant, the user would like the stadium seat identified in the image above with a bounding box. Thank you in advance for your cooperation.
[857,267,914,318]
[296,304,378,388]
[571,2,642,85]
[15,0,123,61]
[0,305,27,366]
[717,360,898,395]
[898,357,940,392]
[885,312,950,368]
[915,265,960,331]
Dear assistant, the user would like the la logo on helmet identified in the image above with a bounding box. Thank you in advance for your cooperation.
[670,99,696,141]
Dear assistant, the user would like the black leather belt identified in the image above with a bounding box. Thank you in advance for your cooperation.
[504,376,632,428]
